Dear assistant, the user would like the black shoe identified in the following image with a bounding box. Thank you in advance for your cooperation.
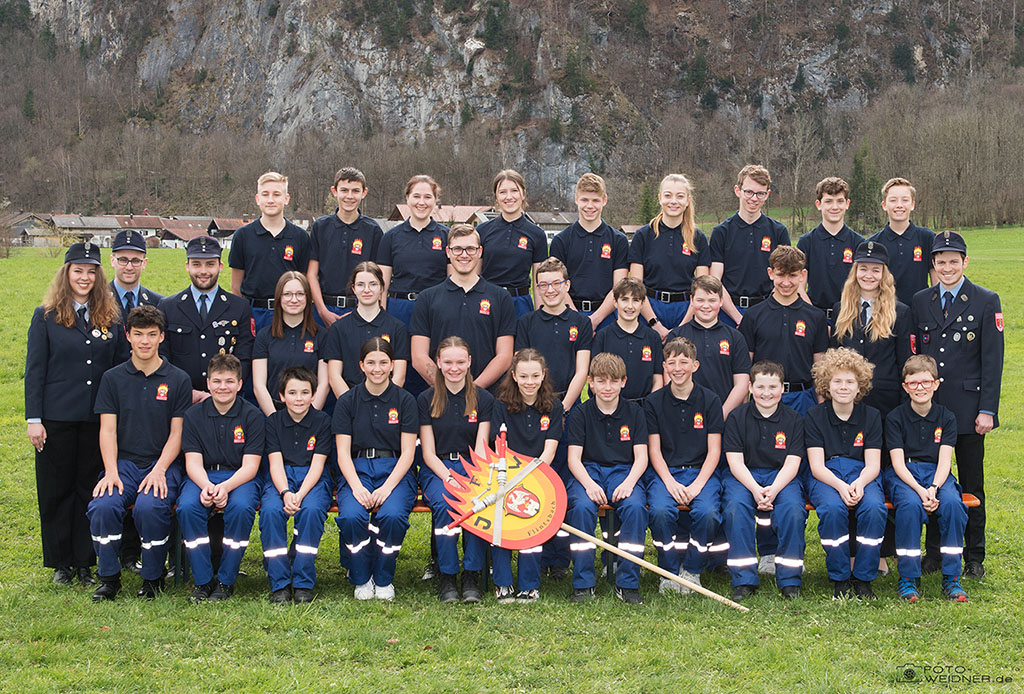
[921,554,942,574]
[731,585,757,602]
[460,571,482,603]
[781,585,800,600]
[190,581,217,603]
[438,573,459,603]
[92,576,120,602]
[137,577,164,599]
[53,567,74,586]
[963,561,985,579]
[852,579,876,601]
[546,566,569,581]
[76,567,97,586]
[832,579,853,599]
[292,588,315,604]
[122,557,142,576]
[570,587,594,603]
[421,560,438,581]
[270,587,292,604]
[615,586,643,604]
[208,582,234,601]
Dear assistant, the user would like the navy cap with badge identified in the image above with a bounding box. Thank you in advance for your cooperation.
[852,240,889,265]
[111,229,147,253]
[64,241,102,265]
[186,235,222,259]
[932,230,967,255]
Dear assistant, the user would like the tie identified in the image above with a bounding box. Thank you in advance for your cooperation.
[860,300,869,328]
[199,293,209,324]
[77,306,88,331]
[942,292,952,319]
[124,291,135,313]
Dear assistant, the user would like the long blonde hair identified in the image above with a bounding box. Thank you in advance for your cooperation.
[834,262,898,342]
[650,173,697,252]
[43,262,120,331]
[429,336,478,419]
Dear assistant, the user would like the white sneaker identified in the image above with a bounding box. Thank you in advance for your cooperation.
[494,585,515,604]
[659,577,687,594]
[354,579,375,600]
[758,554,776,576]
[677,570,701,593]
[374,583,395,601]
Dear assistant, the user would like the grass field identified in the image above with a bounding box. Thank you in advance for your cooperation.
[1,232,1022,693]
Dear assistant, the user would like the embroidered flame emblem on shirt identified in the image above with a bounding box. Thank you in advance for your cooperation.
[600,243,611,259]
[774,431,786,449]
[479,299,491,315]
[381,333,391,342]
[693,412,704,429]
[303,340,314,353]
[283,245,294,261]
[351,238,363,255]
[794,320,806,337]
[388,408,399,424]
[156,383,168,401]
[843,248,853,263]
[518,236,528,250]
[641,346,652,361]
[620,425,631,441]
[854,431,864,447]
[432,236,442,250]
[540,415,550,431]
[934,427,943,443]
[761,236,771,252]
[681,242,691,256]
[913,246,922,262]
[719,339,730,355]
[569,326,579,342]
[306,436,316,451]
[467,409,478,423]
[233,426,245,443]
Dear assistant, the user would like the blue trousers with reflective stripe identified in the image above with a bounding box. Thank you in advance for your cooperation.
[647,297,689,332]
[882,463,967,579]
[645,466,721,575]
[722,468,806,588]
[418,460,487,576]
[258,465,331,591]
[87,459,182,581]
[177,470,259,587]
[337,456,416,587]
[566,462,648,590]
[807,457,887,581]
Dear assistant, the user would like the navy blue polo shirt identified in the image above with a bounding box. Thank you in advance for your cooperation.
[410,277,516,379]
[804,401,882,463]
[645,384,724,467]
[377,220,450,294]
[182,397,265,470]
[514,308,593,393]
[333,382,418,453]
[309,212,383,295]
[565,397,647,467]
[667,320,751,403]
[265,407,332,467]
[228,219,311,300]
[548,221,629,301]
[591,322,663,400]
[491,399,564,459]
[477,215,548,288]
[738,297,828,384]
[708,213,790,298]
[723,402,804,470]
[868,222,935,306]
[884,402,957,464]
[253,323,323,398]
[321,309,411,388]
[796,223,863,310]
[627,223,710,292]
[418,385,495,457]
[93,358,193,464]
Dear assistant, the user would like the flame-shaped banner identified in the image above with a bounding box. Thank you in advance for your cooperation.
[443,445,566,550]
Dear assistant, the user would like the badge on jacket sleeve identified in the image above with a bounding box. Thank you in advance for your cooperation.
[995,312,1004,332]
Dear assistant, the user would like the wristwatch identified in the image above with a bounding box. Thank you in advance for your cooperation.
[648,317,660,327]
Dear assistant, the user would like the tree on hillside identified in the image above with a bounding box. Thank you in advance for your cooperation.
[848,144,882,232]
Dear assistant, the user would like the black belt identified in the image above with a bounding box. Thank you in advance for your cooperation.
[816,306,834,322]
[250,298,274,309]
[440,452,463,461]
[571,296,601,312]
[323,295,357,309]
[388,290,419,301]
[783,380,813,393]
[736,295,767,308]
[647,288,690,303]
[355,448,397,459]
[502,285,532,297]
[205,464,238,472]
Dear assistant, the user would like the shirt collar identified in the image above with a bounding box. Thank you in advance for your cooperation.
[190,285,218,304]
[594,397,627,419]
[826,401,863,426]
[750,402,783,423]
[112,280,137,303]
[443,276,483,294]
[356,381,394,402]
[204,396,243,418]
[125,357,170,376]
[281,408,314,428]
[941,276,966,300]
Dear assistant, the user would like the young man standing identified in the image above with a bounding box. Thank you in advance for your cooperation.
[229,171,311,333]
[911,231,1003,579]
[409,224,516,390]
[868,177,936,306]
[109,229,163,323]
[87,306,192,600]
[307,167,383,326]
[708,165,790,325]
[796,177,862,322]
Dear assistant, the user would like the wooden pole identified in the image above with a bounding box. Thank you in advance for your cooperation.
[560,523,750,613]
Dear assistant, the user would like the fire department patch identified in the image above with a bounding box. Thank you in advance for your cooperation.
[283,245,294,261]
[913,246,922,262]
[794,320,806,337]
[619,425,631,441]
[693,413,704,429]
[761,236,772,252]
[432,236,442,250]
[351,238,363,255]
[843,248,853,263]
[641,346,652,361]
[569,326,579,342]
[934,427,943,443]
[995,312,1004,332]
[600,243,611,259]
[468,409,478,423]
[518,236,529,250]
[540,416,550,431]
[306,436,316,451]
[719,339,730,355]
[303,340,314,353]
[775,431,786,449]
[233,426,245,443]
[388,408,399,424]
[681,243,691,256]
[479,299,491,315]
[853,431,863,447]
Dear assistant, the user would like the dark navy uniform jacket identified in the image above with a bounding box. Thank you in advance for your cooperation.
[627,223,710,292]
[884,401,958,464]
[309,212,383,296]
[110,280,164,323]
[549,221,629,302]
[724,402,804,470]
[181,396,266,471]
[158,287,255,391]
[377,220,450,294]
[709,213,790,298]
[491,399,565,459]
[868,223,934,306]
[644,384,723,468]
[796,224,862,310]
[910,278,1003,432]
[667,320,751,404]
[477,214,548,288]
[228,219,311,300]
[803,401,883,463]
[25,306,128,422]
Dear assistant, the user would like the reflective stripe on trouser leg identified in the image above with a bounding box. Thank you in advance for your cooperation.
[177,476,220,586]
[883,466,929,580]
[644,467,682,574]
[418,462,464,576]
[286,466,331,590]
[133,462,183,581]
[87,458,144,578]
[680,469,722,575]
[722,471,760,588]
[215,476,259,586]
[565,475,599,590]
[517,544,544,591]
[369,460,415,587]
[767,471,807,588]
[596,463,647,589]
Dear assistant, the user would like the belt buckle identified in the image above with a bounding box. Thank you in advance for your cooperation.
[738,296,750,309]
[659,291,671,303]
[408,292,418,301]
[579,299,593,312]
[266,298,275,310]
[783,381,792,393]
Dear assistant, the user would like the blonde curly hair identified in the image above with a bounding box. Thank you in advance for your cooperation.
[811,348,874,401]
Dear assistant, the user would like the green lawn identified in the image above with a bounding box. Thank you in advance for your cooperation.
[1,233,1022,693]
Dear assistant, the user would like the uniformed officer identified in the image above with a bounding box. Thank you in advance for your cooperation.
[796,177,862,323]
[86,306,192,600]
[229,171,311,334]
[910,230,1003,579]
[308,167,383,327]
[109,229,163,323]
[26,242,126,586]
[158,236,255,402]
[477,169,548,317]
[177,353,264,602]
[868,177,936,305]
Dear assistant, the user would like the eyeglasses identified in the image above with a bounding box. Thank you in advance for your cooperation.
[281,291,306,300]
[740,189,770,200]
[903,379,936,390]
[536,280,566,291]
[449,246,481,256]
[114,257,144,267]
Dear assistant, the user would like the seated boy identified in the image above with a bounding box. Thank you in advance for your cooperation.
[805,348,887,600]
[644,337,723,594]
[258,366,333,604]
[722,360,807,601]
[177,354,265,602]
[565,353,648,604]
[592,277,663,402]
[882,354,968,602]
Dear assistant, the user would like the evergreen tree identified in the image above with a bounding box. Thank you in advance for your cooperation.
[636,181,659,224]
[22,88,35,121]
[848,144,882,232]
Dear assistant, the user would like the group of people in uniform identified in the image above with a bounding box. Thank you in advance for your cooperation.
[25,165,1003,606]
